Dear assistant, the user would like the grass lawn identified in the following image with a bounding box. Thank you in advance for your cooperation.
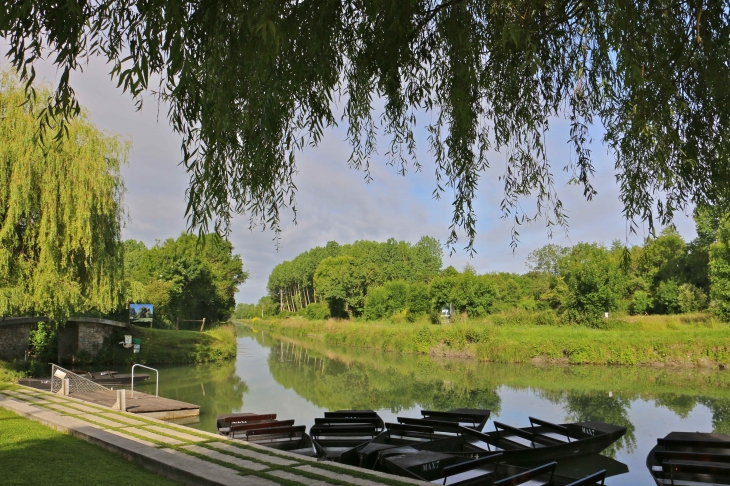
[0,407,182,486]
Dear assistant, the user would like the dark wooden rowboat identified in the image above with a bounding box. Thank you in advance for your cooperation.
[310,410,384,464]
[385,451,608,486]
[646,431,730,485]
[414,408,492,431]
[244,425,315,456]
[216,413,279,436]
[371,417,625,469]
[347,422,469,469]
[215,412,315,456]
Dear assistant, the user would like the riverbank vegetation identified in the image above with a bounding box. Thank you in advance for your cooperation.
[0,324,237,382]
[95,324,238,366]
[246,314,730,367]
[236,206,730,327]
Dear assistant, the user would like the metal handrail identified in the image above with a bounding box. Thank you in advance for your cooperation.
[131,364,159,397]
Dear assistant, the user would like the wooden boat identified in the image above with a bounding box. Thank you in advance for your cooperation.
[19,370,149,390]
[385,451,608,485]
[346,422,468,469]
[215,412,315,456]
[376,417,626,468]
[398,408,491,432]
[310,410,384,464]
[216,413,280,437]
[646,431,730,485]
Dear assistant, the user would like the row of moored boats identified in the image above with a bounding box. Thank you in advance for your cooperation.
[217,408,625,485]
[218,408,730,485]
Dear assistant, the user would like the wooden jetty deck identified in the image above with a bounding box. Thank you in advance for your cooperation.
[72,389,200,420]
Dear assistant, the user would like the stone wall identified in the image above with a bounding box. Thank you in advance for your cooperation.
[57,323,78,364]
[0,324,31,361]
[77,323,114,356]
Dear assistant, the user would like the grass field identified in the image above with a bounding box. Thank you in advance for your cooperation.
[245,313,730,366]
[0,407,181,486]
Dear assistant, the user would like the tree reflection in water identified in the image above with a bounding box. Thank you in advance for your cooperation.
[136,361,248,432]
[255,326,730,460]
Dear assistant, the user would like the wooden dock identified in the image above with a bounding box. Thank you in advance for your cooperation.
[72,389,200,420]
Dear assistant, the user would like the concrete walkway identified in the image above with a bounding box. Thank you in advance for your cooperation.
[0,386,427,486]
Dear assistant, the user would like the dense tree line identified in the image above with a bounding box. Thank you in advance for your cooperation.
[247,210,730,325]
[125,234,248,328]
[265,237,443,317]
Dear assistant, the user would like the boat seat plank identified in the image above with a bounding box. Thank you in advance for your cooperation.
[439,453,503,480]
[494,422,535,441]
[655,450,730,463]
[529,417,571,439]
[398,417,465,433]
[387,423,436,435]
[231,419,294,434]
[315,417,382,426]
[324,410,379,419]
[494,462,557,486]
[436,467,496,486]
[658,437,730,450]
[494,422,564,448]
[222,413,277,424]
[311,424,377,437]
[664,459,730,472]
[422,410,490,425]
[564,470,606,486]
[246,425,306,438]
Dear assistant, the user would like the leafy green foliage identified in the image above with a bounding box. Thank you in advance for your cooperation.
[269,236,442,315]
[0,75,127,320]
[233,296,277,319]
[125,234,248,327]
[314,256,367,317]
[252,208,730,324]
[7,1,730,251]
[710,218,730,320]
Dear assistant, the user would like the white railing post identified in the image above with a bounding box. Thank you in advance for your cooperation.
[131,364,159,398]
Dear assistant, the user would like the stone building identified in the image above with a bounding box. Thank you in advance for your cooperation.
[57,318,128,364]
[0,317,49,361]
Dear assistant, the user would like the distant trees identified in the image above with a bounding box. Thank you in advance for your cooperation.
[709,216,730,320]
[125,234,248,327]
[247,209,730,324]
[268,236,443,317]
[233,297,277,320]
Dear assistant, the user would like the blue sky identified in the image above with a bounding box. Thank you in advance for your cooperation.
[11,54,698,304]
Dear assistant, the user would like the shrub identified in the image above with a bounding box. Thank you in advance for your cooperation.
[305,303,331,320]
[678,284,708,313]
[631,291,652,315]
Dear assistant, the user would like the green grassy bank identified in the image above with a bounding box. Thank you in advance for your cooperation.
[95,324,238,365]
[244,313,730,366]
[0,407,182,486]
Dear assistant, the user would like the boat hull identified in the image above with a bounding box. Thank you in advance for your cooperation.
[412,421,626,466]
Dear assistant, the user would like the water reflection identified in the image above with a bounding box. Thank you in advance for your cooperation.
[136,360,248,431]
[138,326,730,485]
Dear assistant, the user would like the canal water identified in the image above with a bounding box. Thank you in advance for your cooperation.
[136,326,730,485]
